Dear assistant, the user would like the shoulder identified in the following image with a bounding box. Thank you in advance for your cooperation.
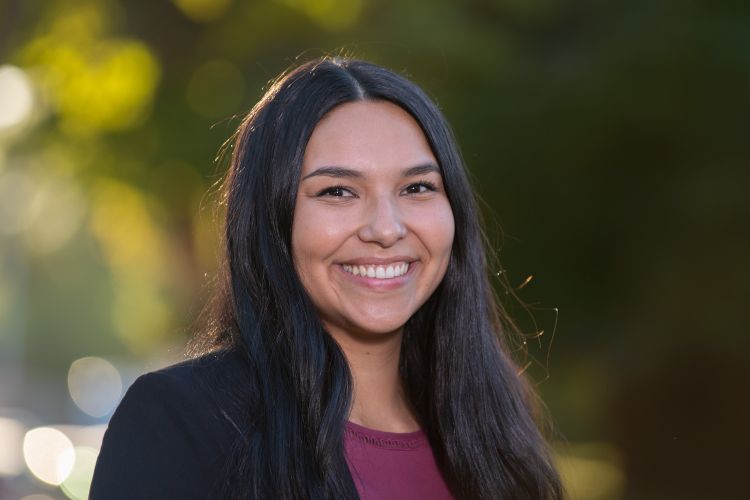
[113,348,249,435]
[90,348,251,499]
[138,347,249,406]
[149,345,249,387]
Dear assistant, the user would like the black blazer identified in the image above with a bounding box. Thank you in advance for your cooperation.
[90,349,249,499]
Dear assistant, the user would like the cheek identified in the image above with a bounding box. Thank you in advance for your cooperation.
[291,201,352,272]
[443,208,456,251]
[423,203,455,261]
[427,206,455,291]
[291,202,316,281]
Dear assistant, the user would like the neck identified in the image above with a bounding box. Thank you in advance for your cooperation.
[325,324,420,433]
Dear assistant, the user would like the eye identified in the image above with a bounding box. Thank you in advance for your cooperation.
[403,181,438,195]
[316,185,357,198]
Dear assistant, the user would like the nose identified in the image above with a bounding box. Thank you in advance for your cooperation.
[357,195,407,247]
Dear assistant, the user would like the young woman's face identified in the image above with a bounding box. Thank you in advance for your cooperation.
[292,100,454,340]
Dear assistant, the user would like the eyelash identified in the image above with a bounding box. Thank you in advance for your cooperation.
[315,181,438,198]
[404,180,437,194]
[316,185,354,197]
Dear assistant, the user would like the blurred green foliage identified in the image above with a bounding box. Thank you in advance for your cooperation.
[0,0,747,498]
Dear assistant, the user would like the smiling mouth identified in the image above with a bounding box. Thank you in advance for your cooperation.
[341,262,410,280]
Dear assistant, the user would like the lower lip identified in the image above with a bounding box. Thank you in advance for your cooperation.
[336,263,415,290]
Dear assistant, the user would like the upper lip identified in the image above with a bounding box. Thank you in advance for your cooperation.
[339,256,416,266]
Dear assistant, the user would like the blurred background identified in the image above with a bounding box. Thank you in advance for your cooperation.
[0,0,748,498]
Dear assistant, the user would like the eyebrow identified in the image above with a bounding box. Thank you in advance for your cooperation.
[301,163,440,181]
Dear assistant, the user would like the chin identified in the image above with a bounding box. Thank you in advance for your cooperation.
[340,315,410,339]
[319,303,416,340]
[352,319,405,335]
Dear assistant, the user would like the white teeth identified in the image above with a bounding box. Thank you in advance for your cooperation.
[341,262,411,280]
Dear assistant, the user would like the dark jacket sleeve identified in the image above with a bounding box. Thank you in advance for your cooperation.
[90,369,231,499]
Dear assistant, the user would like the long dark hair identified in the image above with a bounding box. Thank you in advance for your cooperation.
[195,56,564,499]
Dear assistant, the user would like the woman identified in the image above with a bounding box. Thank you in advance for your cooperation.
[91,56,564,499]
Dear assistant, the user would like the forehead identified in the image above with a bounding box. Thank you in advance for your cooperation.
[301,100,437,175]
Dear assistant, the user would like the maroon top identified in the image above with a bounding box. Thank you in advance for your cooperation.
[344,421,454,499]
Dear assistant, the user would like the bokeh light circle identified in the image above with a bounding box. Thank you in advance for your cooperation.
[60,446,99,500]
[0,65,34,130]
[67,357,123,418]
[22,427,75,485]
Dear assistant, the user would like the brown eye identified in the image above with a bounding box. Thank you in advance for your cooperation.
[316,185,356,198]
[403,181,437,195]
